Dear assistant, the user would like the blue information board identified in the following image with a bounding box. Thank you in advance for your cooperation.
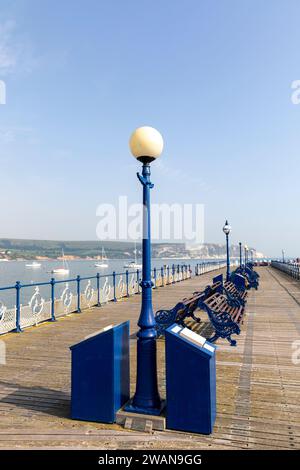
[70,320,130,423]
[165,324,217,434]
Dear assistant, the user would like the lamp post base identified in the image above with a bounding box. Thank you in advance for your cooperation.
[124,398,165,416]
[116,403,166,432]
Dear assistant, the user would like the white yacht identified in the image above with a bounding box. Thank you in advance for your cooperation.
[26,261,41,268]
[51,250,70,275]
[94,247,109,268]
[124,243,142,269]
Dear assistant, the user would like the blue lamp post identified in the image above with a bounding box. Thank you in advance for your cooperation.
[239,242,242,268]
[125,126,164,416]
[244,245,248,266]
[223,220,231,281]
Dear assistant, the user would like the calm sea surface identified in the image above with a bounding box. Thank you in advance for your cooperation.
[0,258,221,308]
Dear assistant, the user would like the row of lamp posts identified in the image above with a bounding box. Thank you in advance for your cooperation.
[223,223,255,278]
[125,125,256,417]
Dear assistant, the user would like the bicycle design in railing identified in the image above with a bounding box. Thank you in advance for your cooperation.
[0,261,225,336]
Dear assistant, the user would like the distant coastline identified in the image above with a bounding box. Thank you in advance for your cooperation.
[0,238,264,261]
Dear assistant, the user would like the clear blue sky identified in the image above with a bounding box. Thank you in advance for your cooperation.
[0,0,299,257]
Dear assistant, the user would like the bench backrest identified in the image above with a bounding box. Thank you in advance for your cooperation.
[182,291,206,307]
[213,274,223,285]
[224,281,242,295]
[230,272,246,290]
[208,281,223,295]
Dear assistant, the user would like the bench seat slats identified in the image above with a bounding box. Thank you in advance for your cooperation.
[203,292,245,325]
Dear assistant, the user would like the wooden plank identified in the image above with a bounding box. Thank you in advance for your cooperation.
[0,267,299,449]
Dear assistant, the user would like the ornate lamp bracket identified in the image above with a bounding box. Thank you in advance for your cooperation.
[137,172,154,189]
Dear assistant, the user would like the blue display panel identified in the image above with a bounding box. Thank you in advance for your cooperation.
[70,320,130,423]
[165,324,217,434]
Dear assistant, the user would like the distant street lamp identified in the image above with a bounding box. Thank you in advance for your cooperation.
[125,126,163,415]
[244,245,248,266]
[223,220,231,281]
[239,242,242,268]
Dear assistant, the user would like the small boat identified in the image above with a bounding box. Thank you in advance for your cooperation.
[52,268,69,275]
[123,261,142,269]
[26,261,41,268]
[124,242,142,269]
[51,250,69,275]
[94,247,109,268]
[51,267,69,275]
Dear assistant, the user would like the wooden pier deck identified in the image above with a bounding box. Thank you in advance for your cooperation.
[0,267,299,450]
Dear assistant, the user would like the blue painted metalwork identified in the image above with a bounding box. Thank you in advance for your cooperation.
[0,263,192,337]
[223,288,243,308]
[70,320,130,423]
[165,324,217,434]
[212,274,223,284]
[125,270,129,297]
[225,286,245,307]
[96,273,101,307]
[112,271,117,301]
[15,281,22,333]
[76,275,81,313]
[153,267,157,289]
[234,263,259,290]
[230,271,247,292]
[155,296,203,337]
[223,220,231,281]
[212,273,245,307]
[125,162,162,416]
[195,261,227,276]
[155,270,228,338]
[197,296,240,346]
[245,266,259,288]
[50,277,56,321]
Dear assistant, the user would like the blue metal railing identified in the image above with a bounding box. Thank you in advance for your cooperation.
[194,260,227,276]
[0,261,225,336]
[271,261,300,280]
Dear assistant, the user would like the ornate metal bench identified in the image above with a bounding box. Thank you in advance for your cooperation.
[233,266,259,290]
[245,266,259,288]
[230,271,248,291]
[155,281,222,337]
[223,280,247,306]
[155,291,206,337]
[212,273,247,307]
[198,292,243,346]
